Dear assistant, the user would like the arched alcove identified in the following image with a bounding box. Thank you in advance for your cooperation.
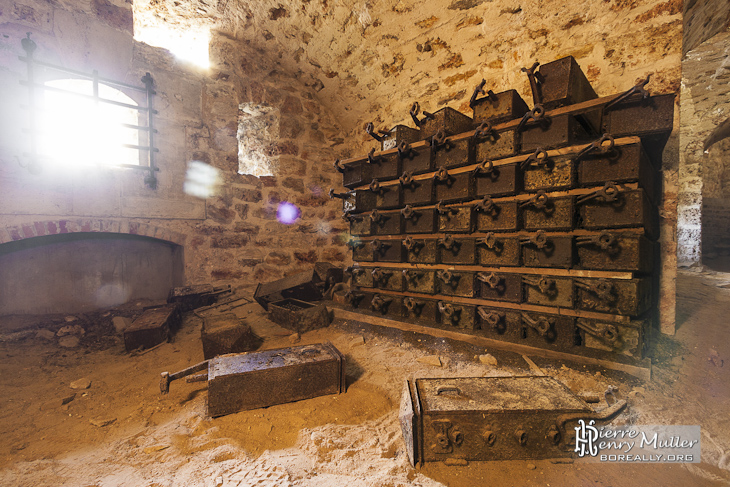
[0,232,183,315]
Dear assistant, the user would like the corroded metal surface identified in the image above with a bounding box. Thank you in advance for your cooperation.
[434,168,473,203]
[537,56,598,110]
[477,235,521,266]
[438,236,477,265]
[404,237,438,264]
[523,156,575,192]
[432,137,473,170]
[575,277,652,315]
[417,107,474,139]
[522,194,575,231]
[472,89,529,125]
[578,189,657,238]
[523,276,574,308]
[521,114,593,152]
[403,269,437,294]
[474,162,520,198]
[474,199,519,232]
[477,272,522,303]
[254,270,324,310]
[576,233,654,272]
[437,205,473,233]
[268,299,331,333]
[399,376,627,465]
[437,301,476,330]
[475,129,519,160]
[201,313,260,360]
[124,304,181,352]
[207,342,345,417]
[521,234,573,268]
[436,270,476,297]
[402,207,437,234]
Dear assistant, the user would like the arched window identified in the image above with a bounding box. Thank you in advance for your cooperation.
[39,79,142,168]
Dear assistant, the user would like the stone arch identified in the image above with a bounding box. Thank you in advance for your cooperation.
[0,219,187,247]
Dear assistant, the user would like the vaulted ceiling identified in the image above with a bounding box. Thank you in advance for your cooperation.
[135,0,682,142]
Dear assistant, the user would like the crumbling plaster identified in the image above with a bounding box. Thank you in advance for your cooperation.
[1,0,683,332]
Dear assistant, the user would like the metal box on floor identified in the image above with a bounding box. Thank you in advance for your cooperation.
[399,376,625,466]
[124,304,181,352]
[201,313,261,360]
[208,342,346,417]
[268,299,332,333]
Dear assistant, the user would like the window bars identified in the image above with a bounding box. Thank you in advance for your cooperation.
[19,33,160,188]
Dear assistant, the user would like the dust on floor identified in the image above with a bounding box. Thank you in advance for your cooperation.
[0,270,729,486]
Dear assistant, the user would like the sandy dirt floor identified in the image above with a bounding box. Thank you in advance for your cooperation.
[0,270,729,486]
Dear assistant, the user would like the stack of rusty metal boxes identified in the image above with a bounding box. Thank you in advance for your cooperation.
[334,56,673,366]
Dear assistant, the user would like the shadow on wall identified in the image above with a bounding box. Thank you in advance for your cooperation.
[0,232,183,316]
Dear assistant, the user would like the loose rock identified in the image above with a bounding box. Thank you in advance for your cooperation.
[143,445,170,454]
[527,463,536,470]
[35,329,56,340]
[289,333,301,343]
[57,325,85,337]
[58,336,80,348]
[112,317,133,334]
[349,336,365,348]
[70,378,91,390]
[90,418,116,427]
[417,355,442,367]
[479,353,498,366]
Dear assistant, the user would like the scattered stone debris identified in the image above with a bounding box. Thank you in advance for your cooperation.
[479,353,498,366]
[70,378,91,390]
[709,348,724,367]
[62,394,76,405]
[58,336,80,348]
[416,355,442,367]
[90,418,116,428]
[112,317,133,334]
[289,333,301,344]
[527,463,537,470]
[57,324,85,337]
[349,336,365,348]
[143,445,170,454]
[35,329,56,340]
[64,316,78,322]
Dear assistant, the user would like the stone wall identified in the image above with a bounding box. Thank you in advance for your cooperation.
[683,0,730,55]
[0,0,348,301]
[678,29,730,268]
[0,0,682,332]
[702,197,730,259]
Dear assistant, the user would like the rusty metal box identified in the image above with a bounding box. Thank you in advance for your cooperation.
[404,237,438,264]
[477,272,522,303]
[401,144,432,175]
[254,271,323,311]
[434,168,473,203]
[578,142,660,205]
[576,317,648,359]
[521,114,593,152]
[521,311,576,349]
[576,233,654,272]
[371,211,402,236]
[574,277,652,316]
[475,306,523,342]
[432,137,474,170]
[418,107,474,139]
[578,188,657,238]
[345,290,374,310]
[167,284,228,311]
[350,239,375,262]
[401,175,434,206]
[124,304,181,352]
[201,313,260,360]
[402,297,439,321]
[437,301,476,330]
[537,56,598,110]
[436,270,476,297]
[522,194,575,232]
[339,159,371,189]
[403,269,437,294]
[474,198,519,232]
[347,189,377,213]
[402,207,437,234]
[268,299,331,333]
[400,376,610,465]
[207,342,345,417]
[521,234,573,269]
[438,205,473,233]
[370,293,403,317]
[373,239,406,263]
[371,267,405,291]
[380,124,422,151]
[475,130,520,160]
[523,156,575,192]
[438,236,476,265]
[349,266,374,288]
[347,213,372,236]
[603,93,675,138]
[477,235,521,267]
[474,162,520,198]
[369,182,401,210]
[523,276,574,308]
[473,89,529,124]
[369,152,401,180]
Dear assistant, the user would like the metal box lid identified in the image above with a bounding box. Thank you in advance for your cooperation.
[209,343,337,380]
[415,376,590,413]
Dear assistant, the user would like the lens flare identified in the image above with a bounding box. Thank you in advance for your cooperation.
[277,202,301,224]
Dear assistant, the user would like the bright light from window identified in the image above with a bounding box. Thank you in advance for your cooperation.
[134,25,210,69]
[39,79,140,168]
